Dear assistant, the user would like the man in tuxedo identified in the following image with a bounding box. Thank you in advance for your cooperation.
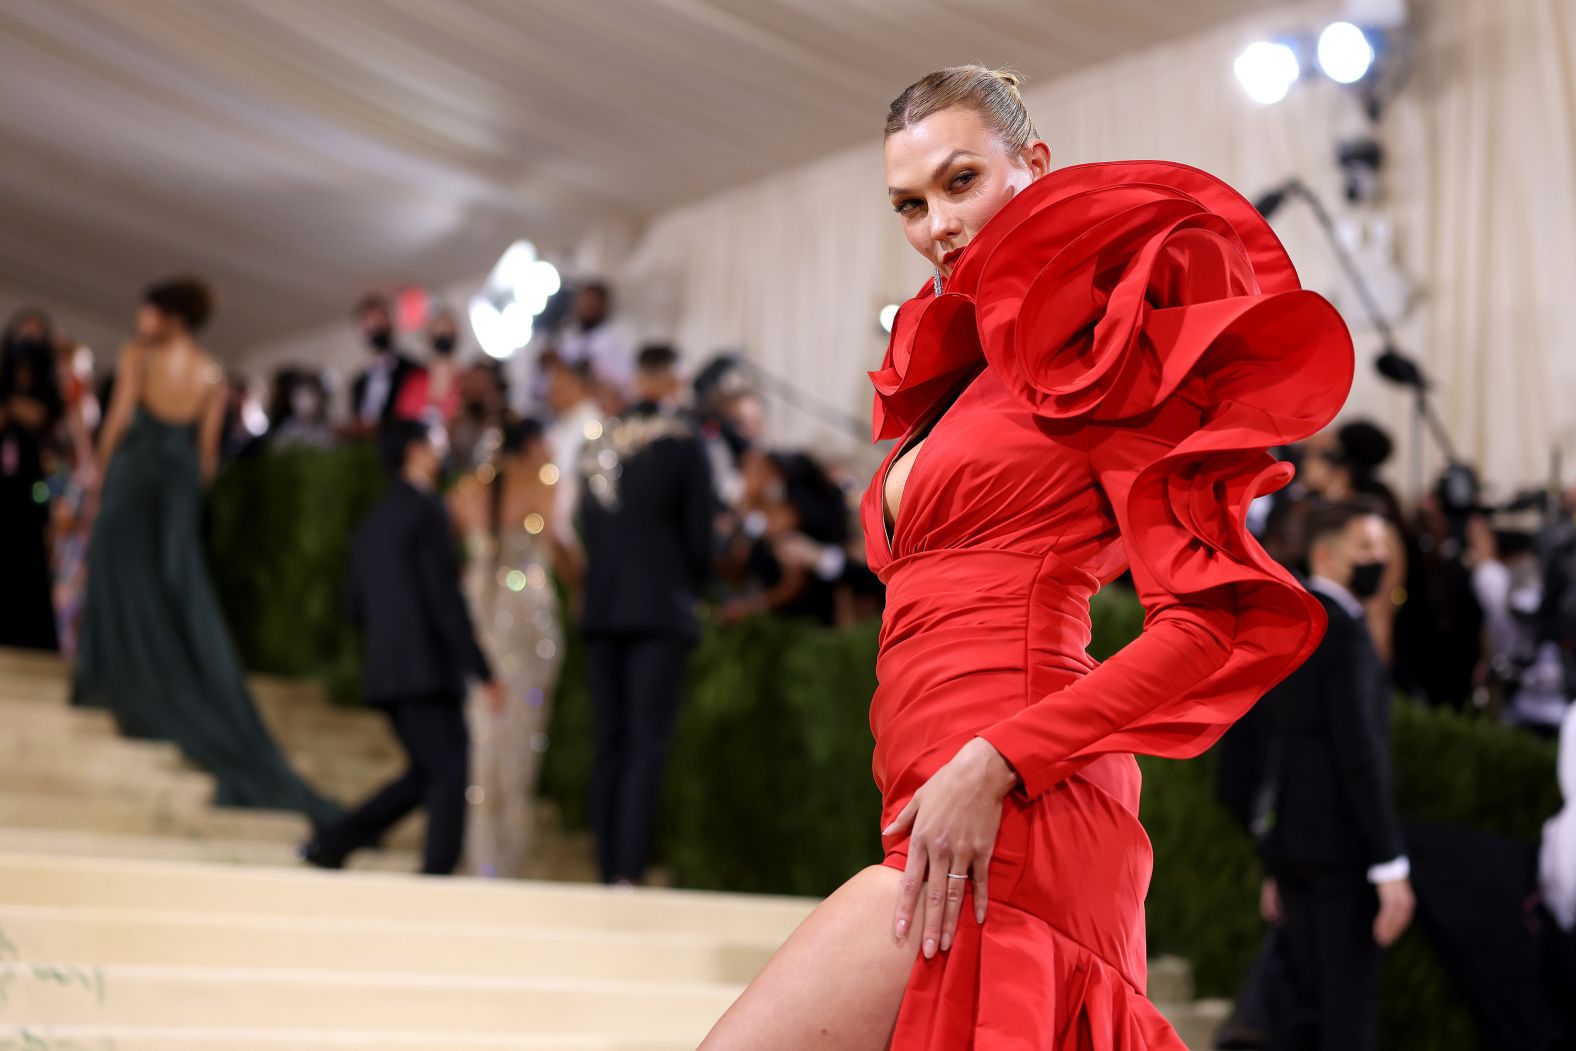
[348,293,418,433]
[302,420,501,874]
[577,344,714,884]
[1260,499,1414,1051]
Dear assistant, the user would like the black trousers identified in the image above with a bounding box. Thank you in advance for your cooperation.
[586,634,690,883]
[1269,874,1382,1051]
[314,694,469,875]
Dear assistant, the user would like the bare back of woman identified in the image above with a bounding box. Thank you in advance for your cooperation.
[98,334,225,485]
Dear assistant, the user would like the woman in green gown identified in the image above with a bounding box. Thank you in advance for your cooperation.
[72,278,339,826]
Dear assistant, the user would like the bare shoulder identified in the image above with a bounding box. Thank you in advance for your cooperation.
[115,340,146,368]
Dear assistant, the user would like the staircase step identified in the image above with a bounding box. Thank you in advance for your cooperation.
[0,964,739,1038]
[1148,954,1195,1003]
[0,648,69,677]
[0,904,774,984]
[0,756,214,808]
[1159,996,1232,1050]
[0,827,416,872]
[0,791,308,843]
[0,1026,687,1050]
[0,855,815,939]
[0,729,185,772]
[0,698,116,735]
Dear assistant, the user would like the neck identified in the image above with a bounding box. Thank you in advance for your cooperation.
[402,468,433,492]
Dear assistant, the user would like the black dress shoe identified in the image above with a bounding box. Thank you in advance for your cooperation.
[297,839,345,870]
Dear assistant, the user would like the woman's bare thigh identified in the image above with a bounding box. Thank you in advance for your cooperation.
[699,864,922,1051]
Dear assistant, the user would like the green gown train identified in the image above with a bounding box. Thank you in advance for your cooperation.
[72,407,340,827]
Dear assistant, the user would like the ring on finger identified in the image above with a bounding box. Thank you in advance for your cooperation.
[945,871,968,880]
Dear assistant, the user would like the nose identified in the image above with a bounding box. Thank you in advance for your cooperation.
[929,203,963,249]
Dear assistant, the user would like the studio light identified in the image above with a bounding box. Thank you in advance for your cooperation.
[878,303,900,334]
[1317,21,1375,84]
[1234,41,1301,105]
[470,239,561,360]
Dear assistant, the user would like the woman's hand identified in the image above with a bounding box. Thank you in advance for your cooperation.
[883,737,1018,959]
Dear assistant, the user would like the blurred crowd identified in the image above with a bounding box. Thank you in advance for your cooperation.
[1254,419,1576,736]
[1216,422,1576,1050]
[1,284,883,657]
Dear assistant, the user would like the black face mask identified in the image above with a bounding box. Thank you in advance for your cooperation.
[1348,560,1387,601]
[431,335,457,357]
[368,328,392,352]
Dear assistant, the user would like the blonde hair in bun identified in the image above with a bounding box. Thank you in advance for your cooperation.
[884,64,1037,150]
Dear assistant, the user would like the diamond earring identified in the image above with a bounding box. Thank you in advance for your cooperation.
[932,267,944,296]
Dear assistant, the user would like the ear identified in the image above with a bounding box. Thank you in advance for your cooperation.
[1023,139,1053,179]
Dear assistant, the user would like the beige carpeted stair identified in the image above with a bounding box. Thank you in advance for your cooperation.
[0,647,1227,1049]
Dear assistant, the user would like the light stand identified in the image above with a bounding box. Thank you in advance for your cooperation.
[1255,178,1459,498]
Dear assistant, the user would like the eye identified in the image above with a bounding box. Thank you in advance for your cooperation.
[949,170,978,191]
[893,198,923,216]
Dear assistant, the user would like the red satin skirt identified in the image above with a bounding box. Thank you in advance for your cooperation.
[872,548,1187,1050]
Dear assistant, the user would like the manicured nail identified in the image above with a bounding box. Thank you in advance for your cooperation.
[895,918,907,937]
[923,937,936,958]
[940,933,952,952]
[976,906,986,924]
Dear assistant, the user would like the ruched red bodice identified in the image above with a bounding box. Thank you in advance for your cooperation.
[858,161,1354,1049]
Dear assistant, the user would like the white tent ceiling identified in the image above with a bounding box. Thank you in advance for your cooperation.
[0,0,1273,352]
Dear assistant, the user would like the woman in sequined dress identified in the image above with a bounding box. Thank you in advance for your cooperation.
[448,417,566,878]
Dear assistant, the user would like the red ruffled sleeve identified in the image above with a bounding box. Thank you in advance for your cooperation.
[959,161,1354,799]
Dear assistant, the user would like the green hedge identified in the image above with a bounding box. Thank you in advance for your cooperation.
[208,443,386,706]
[211,446,1560,1051]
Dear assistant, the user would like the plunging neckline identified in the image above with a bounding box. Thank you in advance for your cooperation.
[878,364,985,555]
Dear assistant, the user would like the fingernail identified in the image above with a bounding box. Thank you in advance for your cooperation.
[940,934,951,951]
[923,937,936,958]
[895,918,907,937]
[976,907,986,924]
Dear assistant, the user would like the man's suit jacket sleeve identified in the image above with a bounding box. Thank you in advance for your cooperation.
[679,437,716,586]
[1318,612,1405,867]
[414,502,493,684]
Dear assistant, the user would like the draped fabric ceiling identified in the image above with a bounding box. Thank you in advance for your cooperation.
[0,0,1271,352]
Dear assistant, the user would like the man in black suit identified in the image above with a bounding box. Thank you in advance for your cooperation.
[348,293,418,433]
[577,344,714,883]
[1260,499,1414,1051]
[302,420,500,874]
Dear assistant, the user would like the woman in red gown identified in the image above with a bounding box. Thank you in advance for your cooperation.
[702,66,1353,1050]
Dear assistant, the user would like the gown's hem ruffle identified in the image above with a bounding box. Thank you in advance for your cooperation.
[885,878,1189,1051]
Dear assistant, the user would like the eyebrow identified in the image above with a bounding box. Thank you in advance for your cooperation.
[887,149,982,197]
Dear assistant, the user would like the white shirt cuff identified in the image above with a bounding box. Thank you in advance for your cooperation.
[1367,856,1411,884]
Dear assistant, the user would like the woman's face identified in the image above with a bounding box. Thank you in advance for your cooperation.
[884,106,1051,277]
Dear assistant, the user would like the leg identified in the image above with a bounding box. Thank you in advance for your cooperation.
[312,706,424,863]
[1309,880,1380,1051]
[611,635,690,881]
[587,636,630,882]
[702,864,925,1051]
[395,698,470,876]
[1267,876,1319,1051]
